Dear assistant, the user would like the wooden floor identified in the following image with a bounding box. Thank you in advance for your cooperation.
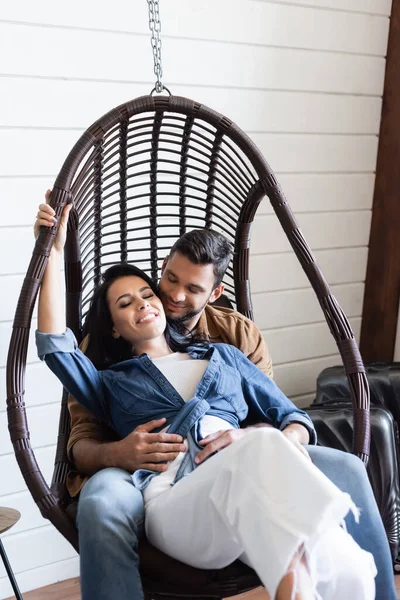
[5,577,400,600]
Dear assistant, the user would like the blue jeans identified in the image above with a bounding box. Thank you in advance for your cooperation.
[77,447,397,600]
[307,447,396,599]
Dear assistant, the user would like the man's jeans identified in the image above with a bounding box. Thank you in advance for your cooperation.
[77,446,397,600]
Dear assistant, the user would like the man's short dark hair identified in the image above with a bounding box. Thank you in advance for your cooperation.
[169,229,232,289]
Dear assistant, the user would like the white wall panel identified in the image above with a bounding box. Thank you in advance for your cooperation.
[0,173,375,231]
[0,130,81,178]
[0,0,390,55]
[0,130,379,179]
[259,173,375,214]
[0,491,49,537]
[0,527,76,579]
[0,78,382,134]
[0,229,32,275]
[263,317,361,365]
[0,24,386,95]
[0,403,60,456]
[0,363,63,412]
[0,446,55,497]
[274,355,341,398]
[249,247,368,293]
[0,558,79,600]
[0,274,34,322]
[0,180,52,228]
[251,134,378,173]
[260,0,392,16]
[252,282,364,330]
[251,210,372,254]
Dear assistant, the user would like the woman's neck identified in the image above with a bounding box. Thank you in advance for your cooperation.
[134,336,172,359]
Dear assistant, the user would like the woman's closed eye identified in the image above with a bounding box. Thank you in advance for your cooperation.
[119,293,154,308]
[119,302,131,309]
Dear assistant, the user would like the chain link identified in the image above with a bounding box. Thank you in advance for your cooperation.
[147,0,164,93]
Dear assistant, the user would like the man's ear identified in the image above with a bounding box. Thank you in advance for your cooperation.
[209,283,224,304]
[161,256,169,275]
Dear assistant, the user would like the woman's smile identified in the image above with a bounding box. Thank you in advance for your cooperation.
[136,310,160,324]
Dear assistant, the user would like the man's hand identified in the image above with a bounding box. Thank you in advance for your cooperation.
[282,424,311,461]
[195,423,311,466]
[104,418,187,473]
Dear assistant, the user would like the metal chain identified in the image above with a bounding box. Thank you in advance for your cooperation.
[147,0,164,93]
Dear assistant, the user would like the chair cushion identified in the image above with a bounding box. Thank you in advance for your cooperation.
[139,536,261,598]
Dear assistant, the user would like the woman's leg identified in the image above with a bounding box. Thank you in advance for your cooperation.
[145,428,375,599]
[311,526,377,600]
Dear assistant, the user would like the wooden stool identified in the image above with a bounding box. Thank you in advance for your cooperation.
[0,508,23,599]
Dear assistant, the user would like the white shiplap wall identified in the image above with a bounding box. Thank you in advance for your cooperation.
[0,0,392,596]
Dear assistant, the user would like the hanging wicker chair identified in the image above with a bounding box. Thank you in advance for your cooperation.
[6,94,370,599]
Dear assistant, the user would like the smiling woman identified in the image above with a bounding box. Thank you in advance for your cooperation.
[32,197,377,600]
[102,274,168,358]
[80,262,204,370]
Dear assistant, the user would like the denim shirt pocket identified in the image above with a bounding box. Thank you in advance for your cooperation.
[216,364,247,417]
[112,371,156,414]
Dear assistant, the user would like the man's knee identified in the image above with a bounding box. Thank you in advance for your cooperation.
[77,467,144,534]
[307,446,368,490]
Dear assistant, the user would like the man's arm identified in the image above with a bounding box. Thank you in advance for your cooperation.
[240,318,273,379]
[204,306,273,377]
[232,314,311,444]
[71,420,186,476]
[67,395,117,476]
[68,394,186,477]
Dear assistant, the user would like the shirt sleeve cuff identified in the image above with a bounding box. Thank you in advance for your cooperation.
[36,328,78,360]
[280,414,317,445]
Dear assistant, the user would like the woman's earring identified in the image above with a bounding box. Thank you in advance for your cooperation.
[112,329,120,339]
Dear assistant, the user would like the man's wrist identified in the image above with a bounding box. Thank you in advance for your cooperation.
[282,423,310,445]
[100,440,120,469]
[244,422,310,445]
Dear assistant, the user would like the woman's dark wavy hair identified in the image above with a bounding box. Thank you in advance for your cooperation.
[82,263,207,370]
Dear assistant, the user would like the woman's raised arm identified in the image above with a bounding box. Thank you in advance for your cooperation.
[36,190,72,334]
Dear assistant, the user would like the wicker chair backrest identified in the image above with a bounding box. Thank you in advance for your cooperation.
[6,95,370,552]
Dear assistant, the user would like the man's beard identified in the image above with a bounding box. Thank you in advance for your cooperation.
[161,292,210,333]
[166,304,207,333]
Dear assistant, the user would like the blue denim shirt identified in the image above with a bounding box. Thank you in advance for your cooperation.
[36,328,316,490]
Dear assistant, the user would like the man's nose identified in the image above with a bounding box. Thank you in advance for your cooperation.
[170,288,186,303]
